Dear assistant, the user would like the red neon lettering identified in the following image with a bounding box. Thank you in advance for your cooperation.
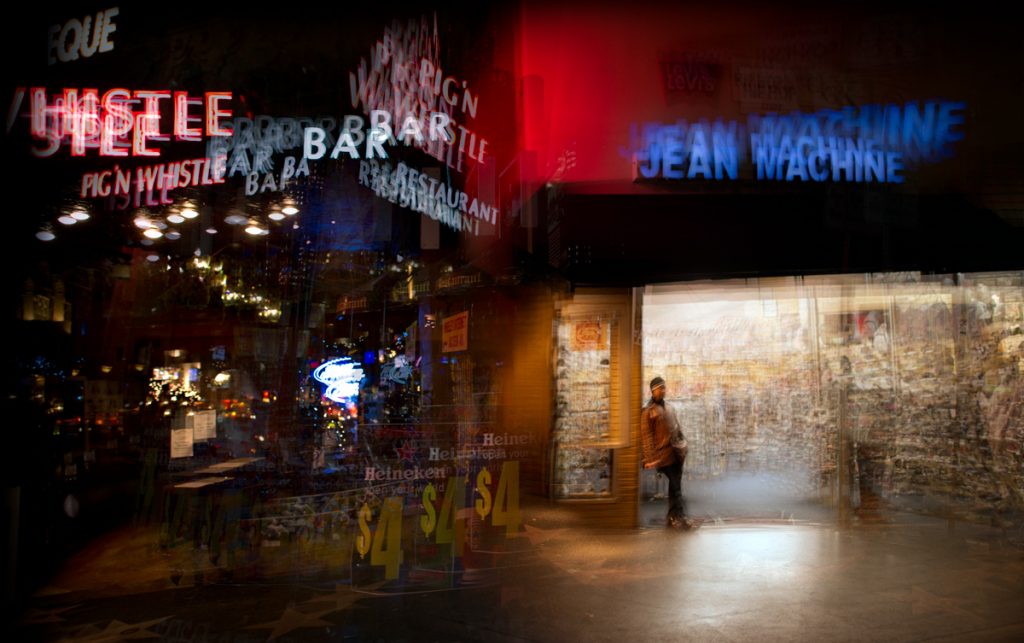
[158,162,179,190]
[132,112,159,156]
[60,88,79,144]
[178,162,192,187]
[29,87,59,140]
[80,172,96,198]
[69,89,101,156]
[205,92,233,137]
[173,92,202,141]
[100,89,132,156]
[114,165,130,194]
[25,87,232,157]
[97,170,112,196]
[135,90,171,143]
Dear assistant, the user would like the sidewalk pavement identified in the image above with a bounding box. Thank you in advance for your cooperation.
[11,504,1024,642]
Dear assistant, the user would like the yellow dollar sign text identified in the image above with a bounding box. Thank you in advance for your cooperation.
[492,460,522,537]
[356,503,372,558]
[370,496,404,580]
[475,468,492,519]
[421,483,437,537]
[436,476,466,556]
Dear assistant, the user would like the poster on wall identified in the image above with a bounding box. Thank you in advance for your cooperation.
[570,320,608,351]
[192,410,217,440]
[170,427,194,458]
[442,311,469,352]
[553,314,617,497]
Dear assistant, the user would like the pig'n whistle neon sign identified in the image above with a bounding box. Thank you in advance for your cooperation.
[14,87,233,158]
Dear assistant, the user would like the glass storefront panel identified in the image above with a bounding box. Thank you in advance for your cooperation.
[641,272,1024,526]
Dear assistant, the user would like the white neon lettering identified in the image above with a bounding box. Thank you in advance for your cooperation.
[47,25,61,65]
[441,77,459,107]
[397,115,424,144]
[303,127,327,160]
[312,358,364,403]
[77,15,103,58]
[370,109,392,142]
[342,115,365,147]
[49,8,118,65]
[330,130,360,159]
[281,156,296,182]
[429,112,452,143]
[57,19,83,63]
[98,8,118,54]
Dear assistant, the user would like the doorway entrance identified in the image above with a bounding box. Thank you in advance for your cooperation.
[640,278,835,526]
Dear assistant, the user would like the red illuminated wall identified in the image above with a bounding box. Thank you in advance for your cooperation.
[513,3,1010,192]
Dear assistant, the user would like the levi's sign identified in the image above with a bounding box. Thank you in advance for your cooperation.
[629,100,965,184]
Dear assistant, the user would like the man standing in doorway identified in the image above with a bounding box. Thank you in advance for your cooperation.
[641,377,694,529]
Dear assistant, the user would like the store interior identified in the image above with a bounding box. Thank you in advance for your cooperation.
[640,272,1023,527]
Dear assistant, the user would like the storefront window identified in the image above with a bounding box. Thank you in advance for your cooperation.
[641,272,1024,523]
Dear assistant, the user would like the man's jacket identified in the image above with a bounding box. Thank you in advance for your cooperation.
[640,399,687,469]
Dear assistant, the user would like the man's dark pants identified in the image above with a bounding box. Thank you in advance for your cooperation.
[657,458,686,522]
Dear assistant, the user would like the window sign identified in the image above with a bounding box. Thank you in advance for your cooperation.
[312,358,365,403]
[630,100,966,184]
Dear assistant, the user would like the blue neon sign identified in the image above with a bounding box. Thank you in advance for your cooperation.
[312,358,364,403]
[630,100,965,184]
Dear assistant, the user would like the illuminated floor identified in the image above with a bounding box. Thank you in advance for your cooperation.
[640,471,838,527]
[15,510,1024,642]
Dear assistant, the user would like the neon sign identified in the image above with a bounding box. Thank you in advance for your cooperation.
[358,159,498,236]
[630,100,965,184]
[312,358,364,404]
[349,16,490,172]
[208,115,316,176]
[303,110,453,161]
[79,155,227,203]
[244,156,310,195]
[16,87,232,157]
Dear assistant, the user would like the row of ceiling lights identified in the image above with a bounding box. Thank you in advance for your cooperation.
[37,201,301,243]
[36,208,90,240]
[223,204,300,236]
[134,204,200,243]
